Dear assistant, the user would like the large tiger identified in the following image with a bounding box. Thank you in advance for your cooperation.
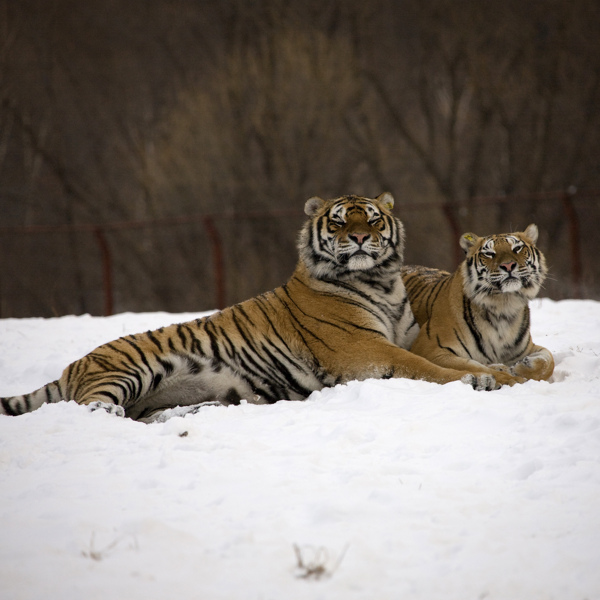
[1,193,515,423]
[401,224,554,382]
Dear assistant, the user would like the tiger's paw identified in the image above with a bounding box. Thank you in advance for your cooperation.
[87,401,126,418]
[460,373,498,391]
[511,350,554,381]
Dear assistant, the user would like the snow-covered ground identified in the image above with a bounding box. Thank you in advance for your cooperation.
[1,298,599,600]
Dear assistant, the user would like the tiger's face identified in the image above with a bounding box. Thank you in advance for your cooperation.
[299,193,404,279]
[460,224,547,302]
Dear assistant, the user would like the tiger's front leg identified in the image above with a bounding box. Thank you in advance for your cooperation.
[332,339,502,391]
[409,330,526,387]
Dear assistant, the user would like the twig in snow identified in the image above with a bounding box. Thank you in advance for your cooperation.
[81,531,138,561]
[293,543,349,580]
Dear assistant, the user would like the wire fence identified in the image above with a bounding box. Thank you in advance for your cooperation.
[0,189,598,317]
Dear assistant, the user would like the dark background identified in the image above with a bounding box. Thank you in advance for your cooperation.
[1,0,599,317]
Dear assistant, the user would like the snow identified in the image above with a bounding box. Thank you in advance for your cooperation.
[1,298,599,600]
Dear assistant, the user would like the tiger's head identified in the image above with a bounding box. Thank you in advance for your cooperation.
[459,224,547,305]
[298,193,405,279]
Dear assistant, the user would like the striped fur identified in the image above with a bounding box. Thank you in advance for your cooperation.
[402,224,554,384]
[1,193,501,422]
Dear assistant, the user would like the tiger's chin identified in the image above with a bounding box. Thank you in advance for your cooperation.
[498,278,523,293]
[346,254,377,271]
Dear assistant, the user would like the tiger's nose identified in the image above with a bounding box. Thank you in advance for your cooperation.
[500,261,517,273]
[349,232,370,245]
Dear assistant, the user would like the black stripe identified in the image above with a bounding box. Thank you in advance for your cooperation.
[203,320,224,363]
[268,291,313,352]
[513,310,531,349]
[218,329,238,361]
[237,344,280,384]
[184,355,204,374]
[157,358,174,375]
[146,330,164,352]
[318,275,388,310]
[405,278,430,306]
[295,274,398,329]
[454,328,473,359]
[404,268,449,310]
[277,286,335,351]
[281,285,351,333]
[101,343,147,372]
[95,390,121,405]
[317,217,331,254]
[122,337,154,372]
[103,379,131,402]
[396,295,411,321]
[231,311,302,387]
[89,355,144,398]
[285,281,388,335]
[45,385,54,404]
[425,277,448,319]
[463,296,491,361]
[263,337,307,375]
[1,398,19,415]
[437,335,459,356]
[177,324,189,346]
[53,381,67,402]
[65,361,80,380]
[233,306,261,342]
[260,344,312,397]
[253,296,294,351]
[152,373,163,390]
[80,374,132,404]
[186,323,206,356]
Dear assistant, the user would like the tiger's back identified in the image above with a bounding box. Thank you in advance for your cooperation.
[401,265,452,327]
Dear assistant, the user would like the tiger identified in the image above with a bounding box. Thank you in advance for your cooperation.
[0,193,513,423]
[401,224,554,383]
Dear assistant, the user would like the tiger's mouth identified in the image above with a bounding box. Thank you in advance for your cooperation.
[338,245,378,260]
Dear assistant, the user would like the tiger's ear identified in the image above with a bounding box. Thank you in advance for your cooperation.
[460,232,479,253]
[376,192,395,211]
[304,196,326,216]
[522,223,539,245]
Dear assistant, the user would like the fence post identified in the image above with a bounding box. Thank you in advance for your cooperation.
[561,189,582,298]
[94,227,114,316]
[203,216,226,309]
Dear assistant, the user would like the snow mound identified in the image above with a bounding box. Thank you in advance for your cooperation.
[1,299,599,599]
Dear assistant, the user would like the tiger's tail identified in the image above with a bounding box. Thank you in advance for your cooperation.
[0,381,65,416]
